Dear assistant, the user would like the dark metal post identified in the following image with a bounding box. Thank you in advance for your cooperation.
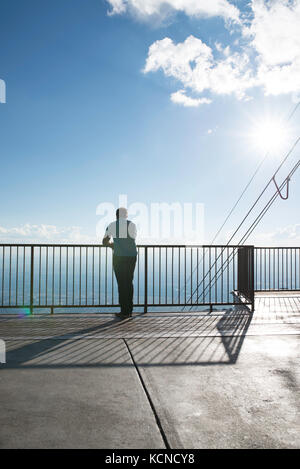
[30,246,34,315]
[250,246,255,312]
[144,246,148,314]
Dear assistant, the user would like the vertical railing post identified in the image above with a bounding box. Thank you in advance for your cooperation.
[144,246,148,314]
[30,246,34,315]
[250,245,255,312]
[237,245,255,311]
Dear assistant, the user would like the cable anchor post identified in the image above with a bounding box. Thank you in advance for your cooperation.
[272,175,290,200]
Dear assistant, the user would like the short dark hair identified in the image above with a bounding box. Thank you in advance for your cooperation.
[116,207,128,219]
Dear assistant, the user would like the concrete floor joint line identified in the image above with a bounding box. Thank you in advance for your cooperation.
[123,338,170,450]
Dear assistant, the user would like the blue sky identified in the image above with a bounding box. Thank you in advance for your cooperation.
[0,0,299,245]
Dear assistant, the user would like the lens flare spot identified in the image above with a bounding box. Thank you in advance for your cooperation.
[250,118,290,153]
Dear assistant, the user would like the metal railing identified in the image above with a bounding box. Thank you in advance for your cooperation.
[0,244,255,313]
[254,247,300,291]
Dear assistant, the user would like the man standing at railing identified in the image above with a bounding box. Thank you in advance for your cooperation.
[103,207,137,319]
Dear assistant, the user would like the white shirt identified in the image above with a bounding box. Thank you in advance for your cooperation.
[105,218,137,240]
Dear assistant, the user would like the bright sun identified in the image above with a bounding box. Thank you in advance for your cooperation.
[250,118,290,154]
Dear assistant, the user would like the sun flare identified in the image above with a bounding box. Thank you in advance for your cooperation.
[250,118,290,154]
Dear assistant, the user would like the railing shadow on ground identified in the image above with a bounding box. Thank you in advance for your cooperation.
[127,307,252,366]
[254,293,300,316]
[1,308,253,369]
[216,306,253,364]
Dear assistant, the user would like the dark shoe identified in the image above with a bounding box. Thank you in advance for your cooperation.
[115,312,131,320]
[121,311,132,317]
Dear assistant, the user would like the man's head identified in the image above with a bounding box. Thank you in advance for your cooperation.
[116,207,128,219]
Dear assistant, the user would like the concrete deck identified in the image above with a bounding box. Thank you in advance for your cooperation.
[0,293,299,449]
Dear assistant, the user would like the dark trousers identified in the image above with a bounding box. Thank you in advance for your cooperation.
[113,255,137,314]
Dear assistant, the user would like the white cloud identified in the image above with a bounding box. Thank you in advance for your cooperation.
[143,35,257,103]
[215,42,231,56]
[171,89,212,107]
[257,61,300,96]
[249,224,300,247]
[107,0,300,105]
[207,126,218,135]
[0,224,95,244]
[141,1,300,105]
[243,0,300,96]
[143,36,212,86]
[106,0,240,22]
[244,0,300,66]
[215,222,300,247]
[107,0,127,15]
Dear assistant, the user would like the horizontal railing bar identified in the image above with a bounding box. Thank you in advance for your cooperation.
[0,243,256,248]
[254,246,300,249]
[254,288,300,292]
[0,301,252,309]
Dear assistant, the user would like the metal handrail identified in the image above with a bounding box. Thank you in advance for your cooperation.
[254,246,300,292]
[0,243,264,314]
